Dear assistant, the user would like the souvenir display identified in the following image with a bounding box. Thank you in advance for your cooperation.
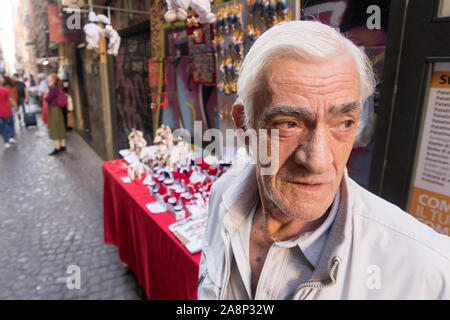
[212,2,244,96]
[121,126,229,227]
[247,0,290,42]
[185,14,217,85]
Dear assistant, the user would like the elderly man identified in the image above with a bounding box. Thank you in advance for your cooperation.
[198,21,450,300]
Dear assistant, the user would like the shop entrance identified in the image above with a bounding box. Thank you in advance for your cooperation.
[370,0,450,235]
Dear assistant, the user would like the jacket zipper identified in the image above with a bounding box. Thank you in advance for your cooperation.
[196,271,206,287]
[292,256,340,300]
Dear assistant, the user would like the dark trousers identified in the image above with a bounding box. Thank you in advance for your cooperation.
[0,116,14,143]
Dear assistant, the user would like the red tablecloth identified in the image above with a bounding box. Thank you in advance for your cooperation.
[102,160,201,300]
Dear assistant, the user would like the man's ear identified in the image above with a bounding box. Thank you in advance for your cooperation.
[232,102,247,131]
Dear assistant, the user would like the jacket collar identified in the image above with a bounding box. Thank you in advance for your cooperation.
[221,164,260,233]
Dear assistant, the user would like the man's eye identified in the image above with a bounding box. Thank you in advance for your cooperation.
[340,120,355,129]
[277,121,298,129]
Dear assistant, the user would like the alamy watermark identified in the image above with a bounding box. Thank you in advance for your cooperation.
[173,121,280,175]
[65,6,82,30]
[366,264,381,290]
[66,264,81,290]
[366,5,382,30]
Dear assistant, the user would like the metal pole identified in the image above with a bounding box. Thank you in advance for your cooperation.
[62,2,150,15]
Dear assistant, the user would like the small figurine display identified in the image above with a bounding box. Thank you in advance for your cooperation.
[123,126,229,220]
[120,127,232,253]
[128,129,147,157]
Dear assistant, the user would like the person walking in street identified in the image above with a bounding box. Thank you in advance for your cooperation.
[2,76,18,143]
[0,76,19,149]
[13,73,29,122]
[45,73,67,156]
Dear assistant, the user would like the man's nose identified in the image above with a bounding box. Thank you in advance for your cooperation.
[294,128,333,174]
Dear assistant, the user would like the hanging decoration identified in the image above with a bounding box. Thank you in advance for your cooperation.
[83,11,103,49]
[247,0,290,44]
[212,2,244,96]
[101,7,122,56]
[164,0,217,24]
[82,6,122,56]
[185,14,216,85]
[149,58,169,113]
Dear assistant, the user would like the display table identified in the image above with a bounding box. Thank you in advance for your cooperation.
[102,160,201,300]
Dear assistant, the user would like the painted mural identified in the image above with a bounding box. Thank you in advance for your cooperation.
[115,29,153,152]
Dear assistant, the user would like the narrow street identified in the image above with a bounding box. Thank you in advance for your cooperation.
[0,113,145,300]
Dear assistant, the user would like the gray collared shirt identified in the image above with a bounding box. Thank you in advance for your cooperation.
[224,187,341,300]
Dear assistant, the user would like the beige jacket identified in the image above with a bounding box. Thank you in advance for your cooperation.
[197,164,450,300]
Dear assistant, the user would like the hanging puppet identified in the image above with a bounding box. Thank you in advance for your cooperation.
[164,0,216,24]
[83,11,103,50]
[96,11,122,56]
[103,24,121,56]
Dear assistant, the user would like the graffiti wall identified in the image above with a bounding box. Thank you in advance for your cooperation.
[80,48,107,159]
[158,24,219,136]
[162,56,218,135]
[115,25,153,152]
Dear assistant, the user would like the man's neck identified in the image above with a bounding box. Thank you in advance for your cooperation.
[257,200,330,242]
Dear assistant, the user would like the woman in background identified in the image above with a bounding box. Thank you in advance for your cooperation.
[0,76,18,149]
[57,80,68,130]
[45,73,67,156]
[2,76,18,142]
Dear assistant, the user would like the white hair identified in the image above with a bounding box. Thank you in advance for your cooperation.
[237,20,377,128]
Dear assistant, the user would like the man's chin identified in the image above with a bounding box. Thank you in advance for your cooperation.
[267,191,329,221]
[279,204,329,221]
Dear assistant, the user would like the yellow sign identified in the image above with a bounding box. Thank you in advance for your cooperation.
[408,62,450,236]
[409,187,450,236]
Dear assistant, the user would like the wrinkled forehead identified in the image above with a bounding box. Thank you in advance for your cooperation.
[261,56,360,112]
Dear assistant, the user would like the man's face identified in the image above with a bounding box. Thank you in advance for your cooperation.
[254,56,360,221]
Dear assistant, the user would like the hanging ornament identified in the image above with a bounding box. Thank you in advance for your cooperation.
[164,0,217,24]
[83,8,102,50]
[101,7,122,56]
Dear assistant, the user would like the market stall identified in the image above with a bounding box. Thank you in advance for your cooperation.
[103,159,201,299]
[103,126,234,299]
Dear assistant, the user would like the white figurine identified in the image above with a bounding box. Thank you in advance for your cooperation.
[128,129,147,155]
[83,11,103,50]
[128,162,145,181]
[164,0,216,24]
[103,24,122,56]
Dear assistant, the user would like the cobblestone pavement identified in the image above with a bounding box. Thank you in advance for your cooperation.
[0,113,146,300]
